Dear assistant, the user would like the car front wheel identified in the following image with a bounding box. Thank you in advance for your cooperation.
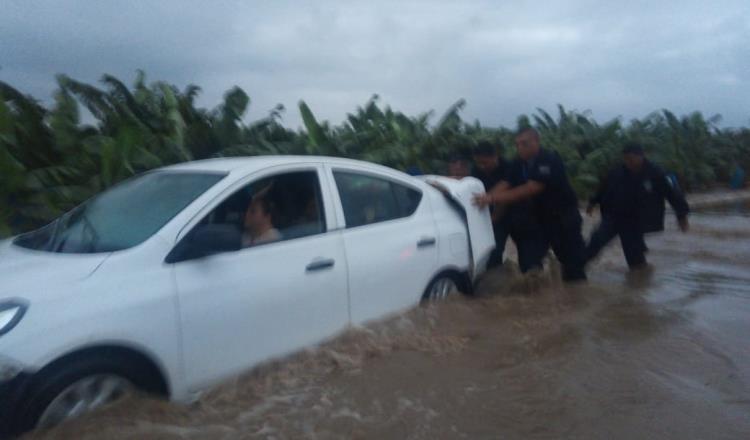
[36,373,132,429]
[11,350,164,436]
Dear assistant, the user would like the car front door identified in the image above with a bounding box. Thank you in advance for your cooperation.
[328,166,439,325]
[170,165,349,391]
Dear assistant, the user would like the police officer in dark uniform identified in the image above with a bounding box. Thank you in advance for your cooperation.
[473,128,587,282]
[471,141,510,268]
[585,142,690,269]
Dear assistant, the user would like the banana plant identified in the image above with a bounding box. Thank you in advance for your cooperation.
[2,71,749,237]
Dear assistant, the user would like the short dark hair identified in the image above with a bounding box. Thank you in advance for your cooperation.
[472,141,497,157]
[622,142,645,156]
[448,152,470,163]
[252,194,278,221]
[515,127,539,139]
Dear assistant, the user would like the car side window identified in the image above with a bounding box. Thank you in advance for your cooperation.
[198,170,326,248]
[333,171,422,228]
[392,181,423,217]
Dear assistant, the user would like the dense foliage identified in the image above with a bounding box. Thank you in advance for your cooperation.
[2,72,748,236]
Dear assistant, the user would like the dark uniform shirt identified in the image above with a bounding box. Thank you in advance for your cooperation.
[506,148,578,224]
[471,162,506,192]
[590,160,689,233]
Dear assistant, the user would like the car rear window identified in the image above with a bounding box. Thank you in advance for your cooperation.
[333,171,422,228]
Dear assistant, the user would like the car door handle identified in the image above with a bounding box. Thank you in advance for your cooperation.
[306,258,335,272]
[417,237,437,248]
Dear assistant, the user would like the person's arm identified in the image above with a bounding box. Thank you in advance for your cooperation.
[492,181,545,204]
[472,180,509,208]
[473,180,544,207]
[658,174,690,232]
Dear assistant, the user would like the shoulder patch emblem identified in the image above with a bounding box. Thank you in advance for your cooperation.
[538,165,551,175]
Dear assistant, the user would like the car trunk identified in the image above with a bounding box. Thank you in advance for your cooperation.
[418,175,496,280]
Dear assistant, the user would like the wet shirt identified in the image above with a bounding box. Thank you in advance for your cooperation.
[591,160,689,232]
[593,167,642,219]
[506,148,579,222]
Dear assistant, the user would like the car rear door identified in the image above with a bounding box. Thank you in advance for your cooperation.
[170,164,349,391]
[326,165,439,325]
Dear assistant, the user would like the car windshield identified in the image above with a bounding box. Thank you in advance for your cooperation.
[13,171,225,254]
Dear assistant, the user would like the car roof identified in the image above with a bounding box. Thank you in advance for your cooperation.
[160,155,411,177]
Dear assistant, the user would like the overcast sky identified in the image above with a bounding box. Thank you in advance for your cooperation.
[2,0,748,129]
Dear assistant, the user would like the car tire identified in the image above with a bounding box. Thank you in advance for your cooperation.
[11,351,164,436]
[422,272,466,302]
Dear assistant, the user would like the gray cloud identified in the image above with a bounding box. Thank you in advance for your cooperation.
[1,0,748,128]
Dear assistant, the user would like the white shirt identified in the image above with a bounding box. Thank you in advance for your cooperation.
[242,228,281,247]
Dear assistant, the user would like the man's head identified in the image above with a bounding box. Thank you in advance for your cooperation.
[622,142,646,172]
[472,141,499,174]
[514,127,541,161]
[447,153,470,178]
[244,194,276,235]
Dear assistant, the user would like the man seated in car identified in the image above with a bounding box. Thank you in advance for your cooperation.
[242,190,281,247]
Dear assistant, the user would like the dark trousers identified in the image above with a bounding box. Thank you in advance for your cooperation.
[513,210,587,282]
[585,217,647,268]
[487,221,510,268]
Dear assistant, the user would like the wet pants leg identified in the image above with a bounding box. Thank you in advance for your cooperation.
[586,218,647,269]
[618,224,647,269]
[513,231,547,273]
[487,222,510,268]
[548,210,587,282]
[585,218,618,264]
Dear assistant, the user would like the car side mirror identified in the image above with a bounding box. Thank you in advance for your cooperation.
[165,224,242,264]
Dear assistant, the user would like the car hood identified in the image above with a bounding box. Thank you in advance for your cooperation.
[0,239,109,301]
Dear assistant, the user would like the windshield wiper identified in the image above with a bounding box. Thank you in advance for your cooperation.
[80,212,100,252]
[45,216,66,252]
[49,206,98,253]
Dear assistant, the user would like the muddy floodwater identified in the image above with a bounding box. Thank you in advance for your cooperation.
[29,202,750,439]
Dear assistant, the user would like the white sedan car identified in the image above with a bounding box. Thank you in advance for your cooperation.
[0,156,493,436]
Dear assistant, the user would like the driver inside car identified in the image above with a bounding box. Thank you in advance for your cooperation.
[241,189,282,247]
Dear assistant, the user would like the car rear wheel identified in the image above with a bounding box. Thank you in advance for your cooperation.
[422,274,460,301]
